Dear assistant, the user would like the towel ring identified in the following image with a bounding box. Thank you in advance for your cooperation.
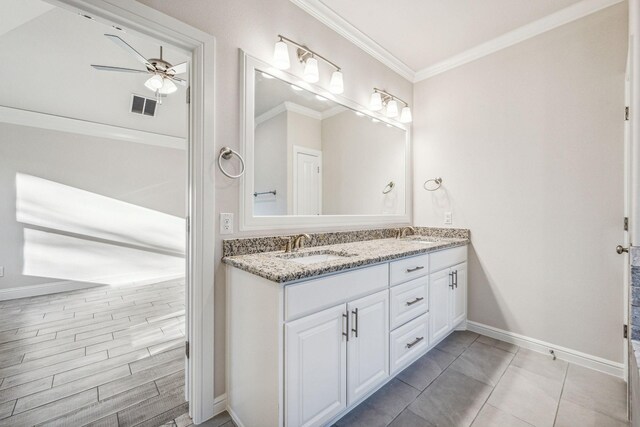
[423,177,442,191]
[218,147,245,179]
[382,181,395,194]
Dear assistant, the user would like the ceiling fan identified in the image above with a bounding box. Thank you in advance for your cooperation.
[91,34,187,98]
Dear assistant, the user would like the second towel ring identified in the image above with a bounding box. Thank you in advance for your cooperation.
[423,177,443,191]
[382,181,395,194]
[218,147,245,179]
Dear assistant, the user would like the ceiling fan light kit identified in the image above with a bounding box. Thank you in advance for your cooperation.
[91,34,187,100]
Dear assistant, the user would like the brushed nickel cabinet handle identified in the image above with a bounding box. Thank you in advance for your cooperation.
[342,312,349,341]
[406,266,424,273]
[351,308,359,338]
[406,297,424,306]
[449,272,455,289]
[406,336,424,348]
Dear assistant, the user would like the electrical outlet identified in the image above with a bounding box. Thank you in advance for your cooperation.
[220,213,234,235]
[444,212,452,225]
[0,267,3,277]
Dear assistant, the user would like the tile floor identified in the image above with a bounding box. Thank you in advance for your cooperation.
[334,331,629,427]
[0,278,204,426]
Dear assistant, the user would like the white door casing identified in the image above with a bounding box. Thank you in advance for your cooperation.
[347,290,390,405]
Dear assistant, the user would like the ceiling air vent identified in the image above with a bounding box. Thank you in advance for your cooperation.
[131,94,157,117]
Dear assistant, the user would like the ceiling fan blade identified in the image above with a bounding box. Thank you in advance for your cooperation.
[104,34,154,69]
[170,76,187,86]
[169,62,188,75]
[91,65,149,73]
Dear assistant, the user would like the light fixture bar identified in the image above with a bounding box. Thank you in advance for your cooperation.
[373,88,409,107]
[278,35,341,71]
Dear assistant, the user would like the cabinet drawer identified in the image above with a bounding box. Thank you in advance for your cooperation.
[430,246,467,273]
[390,313,429,375]
[389,254,429,286]
[285,264,388,321]
[390,276,428,330]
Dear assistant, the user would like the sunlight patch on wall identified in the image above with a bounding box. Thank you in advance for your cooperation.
[16,173,185,254]
[23,228,184,285]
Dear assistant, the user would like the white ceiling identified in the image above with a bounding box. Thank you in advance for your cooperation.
[255,71,337,117]
[0,0,53,37]
[0,1,189,138]
[293,0,622,80]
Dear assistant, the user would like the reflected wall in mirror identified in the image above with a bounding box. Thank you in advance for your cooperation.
[253,70,406,217]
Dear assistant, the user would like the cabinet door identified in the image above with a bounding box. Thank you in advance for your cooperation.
[451,262,467,327]
[429,268,452,345]
[347,290,389,405]
[285,304,347,427]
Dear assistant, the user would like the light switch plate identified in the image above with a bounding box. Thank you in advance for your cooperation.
[444,212,452,225]
[220,213,234,235]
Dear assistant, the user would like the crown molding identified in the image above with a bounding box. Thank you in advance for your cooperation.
[413,0,624,81]
[291,0,623,84]
[289,0,416,81]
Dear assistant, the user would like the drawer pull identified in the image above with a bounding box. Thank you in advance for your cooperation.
[406,266,425,273]
[406,336,424,349]
[351,308,359,338]
[406,297,424,306]
[342,313,349,341]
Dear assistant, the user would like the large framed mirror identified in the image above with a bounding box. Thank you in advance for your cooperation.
[239,51,411,230]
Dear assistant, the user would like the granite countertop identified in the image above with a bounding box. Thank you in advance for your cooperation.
[223,236,469,284]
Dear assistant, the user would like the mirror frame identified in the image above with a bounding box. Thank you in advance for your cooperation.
[239,50,412,231]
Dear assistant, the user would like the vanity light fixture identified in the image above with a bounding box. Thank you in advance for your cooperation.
[272,35,344,93]
[369,88,412,123]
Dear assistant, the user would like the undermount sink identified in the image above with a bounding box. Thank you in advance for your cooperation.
[403,237,439,245]
[276,250,352,265]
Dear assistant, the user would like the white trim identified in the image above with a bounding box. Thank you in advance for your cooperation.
[289,0,415,81]
[320,105,347,120]
[239,51,412,231]
[0,105,186,150]
[255,103,287,126]
[47,1,217,423]
[414,0,623,81]
[285,101,323,121]
[227,406,246,427]
[467,321,625,378]
[213,393,227,416]
[291,0,623,83]
[0,273,184,301]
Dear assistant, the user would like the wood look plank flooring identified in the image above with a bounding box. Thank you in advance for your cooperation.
[0,278,198,426]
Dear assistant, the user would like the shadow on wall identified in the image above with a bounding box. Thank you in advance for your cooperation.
[467,243,517,333]
[15,173,185,286]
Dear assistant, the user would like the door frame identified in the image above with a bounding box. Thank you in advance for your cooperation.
[44,0,217,423]
[292,145,323,215]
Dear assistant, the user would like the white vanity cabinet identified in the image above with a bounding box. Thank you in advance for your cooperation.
[226,244,467,427]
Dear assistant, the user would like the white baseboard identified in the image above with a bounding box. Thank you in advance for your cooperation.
[0,280,103,301]
[467,321,625,378]
[227,405,246,427]
[0,273,185,301]
[213,393,227,417]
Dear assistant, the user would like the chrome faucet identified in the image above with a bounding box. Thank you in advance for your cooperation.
[293,233,311,251]
[396,226,416,239]
[282,237,294,253]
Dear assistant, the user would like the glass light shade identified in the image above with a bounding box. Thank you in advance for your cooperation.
[144,74,163,91]
[329,71,344,94]
[386,100,399,118]
[400,106,413,123]
[303,57,319,83]
[369,92,383,111]
[273,41,290,69]
[158,78,177,94]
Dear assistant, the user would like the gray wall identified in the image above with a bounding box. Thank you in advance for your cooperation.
[413,3,628,363]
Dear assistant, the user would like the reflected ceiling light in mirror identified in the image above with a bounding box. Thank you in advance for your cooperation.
[372,118,380,123]
[315,94,326,101]
[261,72,275,79]
[329,71,344,94]
[290,84,303,91]
[273,38,290,69]
[273,35,343,90]
[355,111,365,117]
[370,88,412,123]
[369,92,383,111]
